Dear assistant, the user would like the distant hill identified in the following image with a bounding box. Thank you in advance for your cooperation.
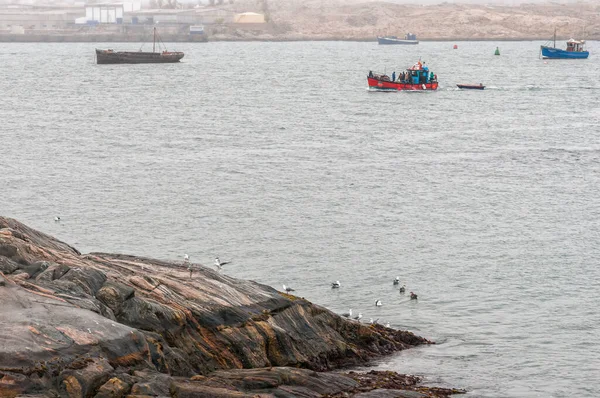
[225,0,599,40]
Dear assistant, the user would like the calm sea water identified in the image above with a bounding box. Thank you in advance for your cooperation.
[1,40,599,397]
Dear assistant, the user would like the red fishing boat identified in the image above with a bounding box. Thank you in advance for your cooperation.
[367,61,438,91]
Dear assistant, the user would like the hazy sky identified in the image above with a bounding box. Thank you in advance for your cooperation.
[8,0,588,4]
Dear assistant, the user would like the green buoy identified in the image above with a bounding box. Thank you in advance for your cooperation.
[494,46,500,56]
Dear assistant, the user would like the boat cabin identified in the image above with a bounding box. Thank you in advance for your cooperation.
[566,39,585,52]
[404,63,435,84]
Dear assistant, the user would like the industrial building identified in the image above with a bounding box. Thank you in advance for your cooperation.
[124,7,233,25]
[81,2,141,24]
[0,1,265,38]
[0,6,83,30]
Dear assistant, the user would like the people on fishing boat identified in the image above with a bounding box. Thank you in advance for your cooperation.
[369,70,373,78]
[392,71,396,82]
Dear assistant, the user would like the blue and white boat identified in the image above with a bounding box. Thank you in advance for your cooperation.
[540,29,589,59]
[377,33,418,45]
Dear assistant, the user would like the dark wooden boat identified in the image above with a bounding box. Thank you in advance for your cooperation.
[96,28,184,65]
[457,83,485,90]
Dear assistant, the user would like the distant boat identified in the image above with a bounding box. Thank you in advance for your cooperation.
[540,28,589,59]
[457,83,485,90]
[96,27,184,64]
[368,60,438,91]
[377,33,418,45]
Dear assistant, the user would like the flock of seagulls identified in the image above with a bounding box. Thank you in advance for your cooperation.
[56,215,414,320]
[283,276,420,328]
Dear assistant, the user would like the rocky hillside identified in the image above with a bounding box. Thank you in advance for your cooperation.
[217,0,600,40]
[0,217,462,397]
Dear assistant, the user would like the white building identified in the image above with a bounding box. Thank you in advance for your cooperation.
[83,2,140,24]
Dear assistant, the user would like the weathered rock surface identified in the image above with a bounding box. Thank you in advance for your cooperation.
[0,217,456,397]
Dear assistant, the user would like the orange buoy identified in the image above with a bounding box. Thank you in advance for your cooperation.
[453,44,458,49]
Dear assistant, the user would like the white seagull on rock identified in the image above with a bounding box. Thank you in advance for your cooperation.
[353,313,363,321]
[341,309,352,318]
[184,254,190,263]
[214,257,231,270]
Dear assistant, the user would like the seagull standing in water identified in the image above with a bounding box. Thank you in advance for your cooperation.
[282,284,295,293]
[331,281,341,289]
[375,299,382,307]
[214,257,230,271]
[410,292,418,300]
[399,285,406,293]
[393,276,400,285]
[341,309,352,318]
[54,216,61,222]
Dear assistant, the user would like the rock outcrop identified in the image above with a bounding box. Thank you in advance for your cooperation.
[0,217,454,397]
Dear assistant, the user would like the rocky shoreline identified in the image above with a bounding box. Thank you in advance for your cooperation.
[0,217,463,397]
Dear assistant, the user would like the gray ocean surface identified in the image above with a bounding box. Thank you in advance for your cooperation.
[1,40,600,397]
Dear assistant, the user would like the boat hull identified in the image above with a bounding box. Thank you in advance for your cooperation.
[377,36,419,45]
[540,46,589,59]
[96,49,184,64]
[457,84,485,90]
[368,77,437,91]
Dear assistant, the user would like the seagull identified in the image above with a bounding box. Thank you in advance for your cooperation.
[385,321,390,328]
[214,257,230,270]
[399,285,406,293]
[375,299,382,307]
[341,309,352,318]
[410,292,418,300]
[54,216,61,222]
[369,318,379,325]
[393,276,400,285]
[184,254,190,263]
[282,284,295,293]
[331,281,341,288]
[353,312,363,321]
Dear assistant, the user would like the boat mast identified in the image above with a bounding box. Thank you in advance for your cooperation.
[153,27,156,53]
[553,27,556,48]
